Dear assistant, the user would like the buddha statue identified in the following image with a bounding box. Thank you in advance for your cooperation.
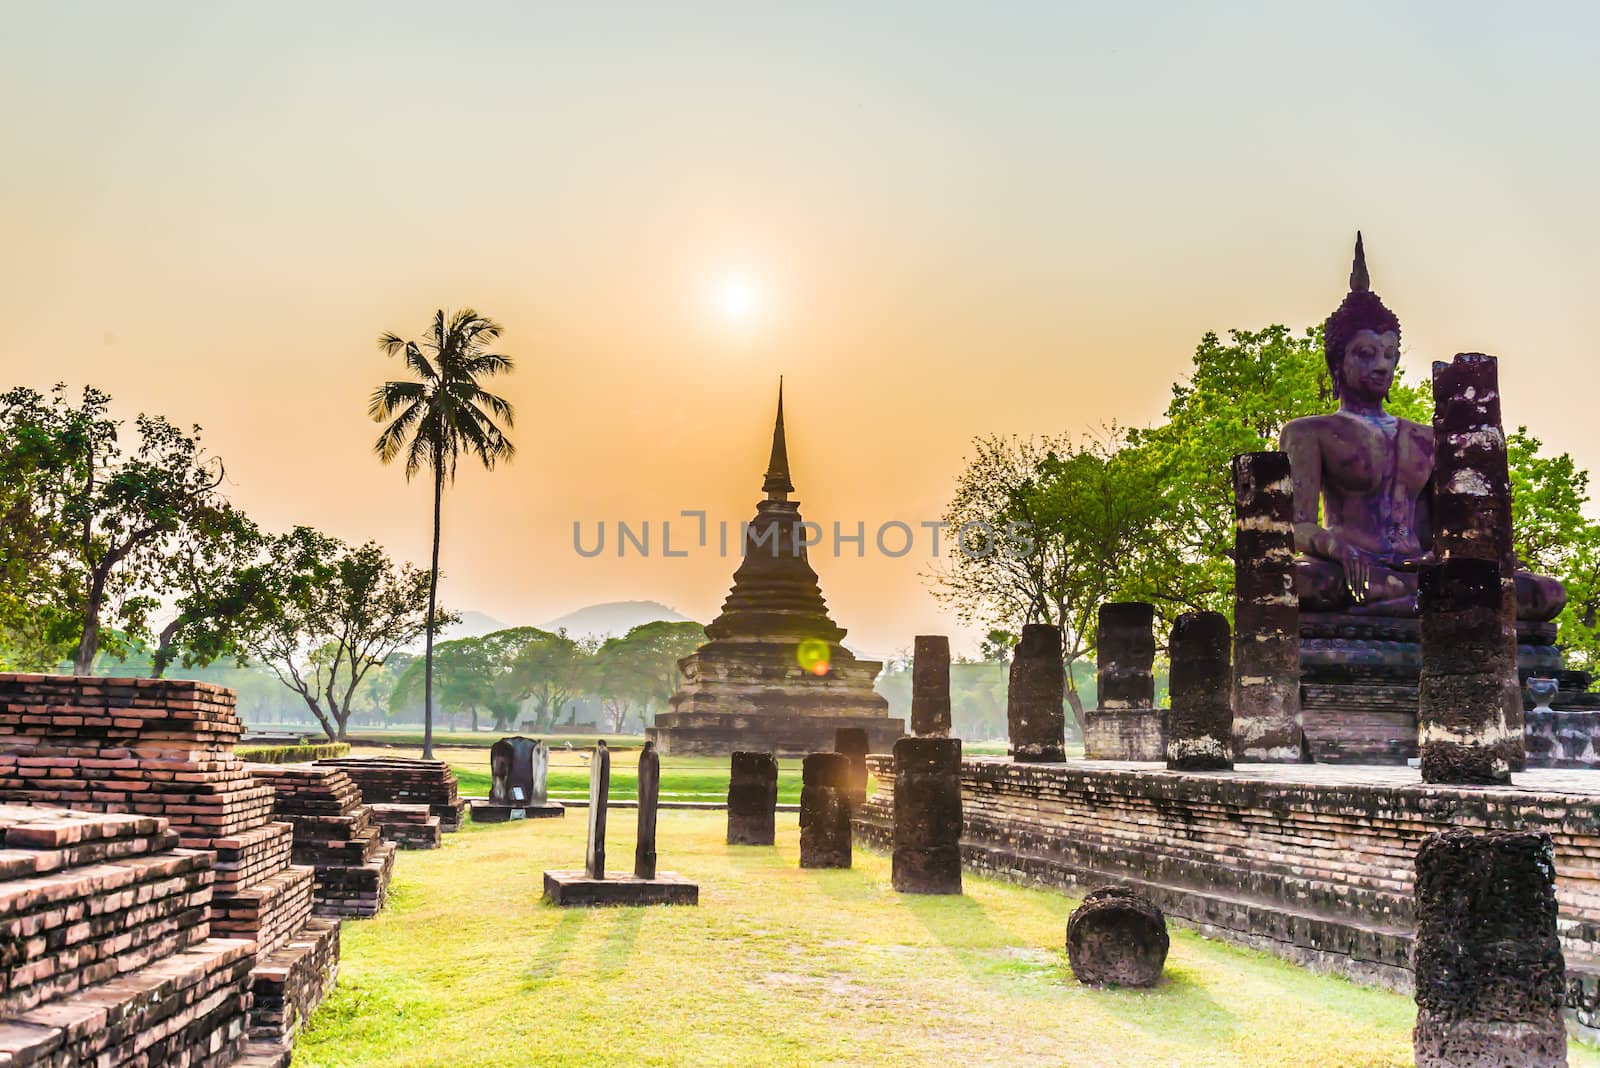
[1279,235,1566,621]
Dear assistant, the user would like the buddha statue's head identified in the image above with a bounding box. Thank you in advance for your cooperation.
[1324,232,1402,403]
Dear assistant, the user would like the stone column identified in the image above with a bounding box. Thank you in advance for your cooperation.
[633,741,659,879]
[1419,558,1514,785]
[1231,451,1303,763]
[1098,603,1155,711]
[584,741,610,879]
[1413,828,1565,1067]
[1085,602,1163,760]
[834,727,869,810]
[891,737,963,894]
[1008,623,1066,762]
[1167,612,1233,771]
[911,635,952,737]
[726,751,778,845]
[799,753,852,869]
[1432,353,1523,771]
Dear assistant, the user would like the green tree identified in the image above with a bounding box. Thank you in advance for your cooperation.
[588,634,657,733]
[610,620,706,718]
[370,309,516,759]
[150,504,272,678]
[0,385,232,674]
[933,429,1165,724]
[242,527,452,741]
[509,628,592,730]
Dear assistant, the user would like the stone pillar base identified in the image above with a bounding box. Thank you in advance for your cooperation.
[1082,707,1165,761]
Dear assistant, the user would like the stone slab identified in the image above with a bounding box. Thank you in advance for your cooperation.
[541,870,699,907]
[469,801,566,823]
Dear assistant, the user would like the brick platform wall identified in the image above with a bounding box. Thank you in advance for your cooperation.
[855,755,1600,1027]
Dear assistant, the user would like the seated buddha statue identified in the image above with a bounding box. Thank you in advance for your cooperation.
[1279,235,1566,621]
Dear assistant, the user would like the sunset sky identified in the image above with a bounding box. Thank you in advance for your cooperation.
[3,3,1598,658]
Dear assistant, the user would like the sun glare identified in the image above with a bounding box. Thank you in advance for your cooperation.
[710,272,764,326]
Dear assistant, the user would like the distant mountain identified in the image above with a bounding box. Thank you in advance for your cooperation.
[437,611,510,641]
[540,600,693,640]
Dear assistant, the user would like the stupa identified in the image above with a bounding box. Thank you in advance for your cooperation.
[649,383,904,756]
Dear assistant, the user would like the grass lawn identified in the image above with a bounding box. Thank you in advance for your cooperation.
[293,810,1597,1068]
[345,745,810,804]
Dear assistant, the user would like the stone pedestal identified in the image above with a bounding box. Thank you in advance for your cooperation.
[1065,886,1169,988]
[911,635,952,737]
[1419,559,1514,785]
[1084,602,1164,760]
[545,742,697,907]
[891,738,963,895]
[835,727,869,809]
[1413,828,1566,1067]
[471,735,565,822]
[1008,624,1066,762]
[727,751,778,845]
[1167,612,1233,771]
[799,753,852,869]
[1433,353,1523,772]
[1231,451,1302,762]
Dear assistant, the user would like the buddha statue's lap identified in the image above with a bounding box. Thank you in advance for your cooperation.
[1281,234,1567,626]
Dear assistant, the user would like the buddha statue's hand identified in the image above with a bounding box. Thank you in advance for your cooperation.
[1340,544,1373,603]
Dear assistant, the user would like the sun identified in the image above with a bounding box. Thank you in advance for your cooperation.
[710,272,765,326]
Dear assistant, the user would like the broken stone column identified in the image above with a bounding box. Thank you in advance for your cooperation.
[911,635,952,737]
[1419,558,1514,785]
[891,737,963,895]
[1084,602,1163,760]
[726,751,778,845]
[799,753,852,869]
[1007,623,1066,762]
[1065,886,1170,988]
[834,727,869,810]
[1432,353,1524,772]
[584,740,610,880]
[1231,451,1303,763]
[1167,612,1233,771]
[1413,828,1566,1067]
[634,741,659,880]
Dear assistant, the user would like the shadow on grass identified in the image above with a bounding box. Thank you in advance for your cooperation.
[723,840,788,874]
[522,910,586,990]
[596,908,645,980]
[1084,963,1241,1044]
[899,891,1031,985]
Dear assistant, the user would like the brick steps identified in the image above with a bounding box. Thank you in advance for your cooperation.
[368,804,442,850]
[0,805,255,1068]
[315,758,464,832]
[0,674,343,1052]
[248,765,395,918]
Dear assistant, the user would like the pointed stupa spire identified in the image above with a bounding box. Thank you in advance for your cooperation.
[762,377,795,499]
[1350,230,1370,292]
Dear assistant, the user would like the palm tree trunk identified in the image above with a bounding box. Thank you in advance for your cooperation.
[424,464,443,760]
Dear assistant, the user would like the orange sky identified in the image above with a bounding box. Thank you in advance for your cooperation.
[2,5,1598,657]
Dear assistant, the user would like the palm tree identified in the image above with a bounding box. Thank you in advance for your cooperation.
[370,309,515,759]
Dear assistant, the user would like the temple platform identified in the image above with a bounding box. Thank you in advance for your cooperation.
[855,755,1600,1036]
[542,870,699,907]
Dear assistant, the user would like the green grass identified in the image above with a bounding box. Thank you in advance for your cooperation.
[345,746,808,804]
[293,810,1600,1068]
